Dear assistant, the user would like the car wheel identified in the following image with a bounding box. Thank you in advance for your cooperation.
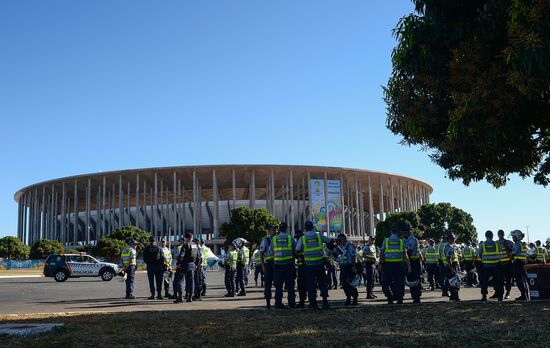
[100,269,114,281]
[54,269,68,282]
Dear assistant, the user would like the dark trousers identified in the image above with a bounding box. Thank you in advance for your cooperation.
[173,271,184,293]
[162,270,172,294]
[326,264,338,288]
[500,262,513,292]
[480,265,503,297]
[425,263,437,289]
[200,267,206,293]
[263,261,274,300]
[305,264,329,304]
[236,263,246,293]
[194,266,202,296]
[225,267,236,294]
[296,264,307,303]
[463,261,477,286]
[274,263,295,306]
[409,259,422,300]
[146,264,163,295]
[364,262,375,295]
[513,261,529,298]
[444,265,459,299]
[183,269,194,294]
[437,262,447,293]
[125,265,136,297]
[381,262,405,302]
[254,264,264,285]
[341,264,358,300]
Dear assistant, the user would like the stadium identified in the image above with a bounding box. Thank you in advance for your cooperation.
[14,165,432,250]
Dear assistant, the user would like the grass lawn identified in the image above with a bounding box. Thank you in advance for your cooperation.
[2,301,550,347]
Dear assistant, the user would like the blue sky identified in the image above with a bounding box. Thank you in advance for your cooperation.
[0,1,548,243]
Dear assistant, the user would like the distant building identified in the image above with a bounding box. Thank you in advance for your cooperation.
[14,165,432,249]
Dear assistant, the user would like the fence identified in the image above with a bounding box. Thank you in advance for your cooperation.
[0,260,44,270]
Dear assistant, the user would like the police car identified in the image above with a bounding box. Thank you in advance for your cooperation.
[43,253,120,282]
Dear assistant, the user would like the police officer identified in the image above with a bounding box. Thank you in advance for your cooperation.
[497,229,514,299]
[294,229,307,308]
[337,233,358,306]
[143,236,165,300]
[252,247,264,287]
[424,239,438,291]
[235,240,247,296]
[172,238,185,303]
[199,240,208,296]
[402,225,422,304]
[175,233,198,303]
[272,222,296,309]
[380,223,410,304]
[511,230,530,301]
[295,221,332,309]
[462,241,477,287]
[362,236,378,299]
[443,234,460,301]
[436,238,447,296]
[260,225,276,308]
[160,238,173,299]
[535,240,547,263]
[121,240,138,299]
[242,243,250,287]
[192,238,203,301]
[479,230,503,301]
[224,243,238,297]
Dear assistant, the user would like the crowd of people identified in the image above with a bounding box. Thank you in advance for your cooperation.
[118,222,550,308]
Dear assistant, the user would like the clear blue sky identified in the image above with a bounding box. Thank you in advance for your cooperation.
[0,1,548,243]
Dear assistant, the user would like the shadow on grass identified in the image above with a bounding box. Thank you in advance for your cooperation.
[2,302,550,348]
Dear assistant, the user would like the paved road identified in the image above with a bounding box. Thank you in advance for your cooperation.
[0,271,521,315]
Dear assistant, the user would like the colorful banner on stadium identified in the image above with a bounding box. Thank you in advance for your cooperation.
[309,179,343,233]
[327,179,344,233]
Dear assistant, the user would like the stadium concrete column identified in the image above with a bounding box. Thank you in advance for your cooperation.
[85,179,91,243]
[193,170,198,238]
[272,170,276,216]
[369,175,375,237]
[354,174,362,236]
[21,193,26,244]
[118,176,123,227]
[232,169,236,209]
[73,181,78,244]
[213,169,219,239]
[102,177,107,237]
[61,183,66,245]
[378,176,384,221]
[154,172,159,237]
[301,177,306,228]
[250,169,256,210]
[135,174,140,228]
[17,195,22,241]
[289,170,294,234]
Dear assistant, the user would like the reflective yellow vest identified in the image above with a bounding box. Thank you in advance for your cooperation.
[463,247,474,261]
[273,235,293,263]
[514,244,527,262]
[121,247,136,266]
[536,247,547,263]
[425,247,438,264]
[481,241,500,265]
[227,250,238,268]
[302,233,324,263]
[383,238,404,263]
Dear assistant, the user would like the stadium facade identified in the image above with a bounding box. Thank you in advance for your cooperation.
[14,165,432,248]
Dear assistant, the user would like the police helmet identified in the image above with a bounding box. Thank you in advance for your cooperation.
[510,230,524,241]
[351,274,362,288]
[129,239,138,245]
[449,275,461,289]
[304,221,315,231]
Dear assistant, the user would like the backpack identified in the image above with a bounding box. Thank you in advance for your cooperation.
[183,243,199,263]
[143,245,161,264]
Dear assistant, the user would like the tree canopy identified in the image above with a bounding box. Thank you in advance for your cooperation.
[95,226,151,260]
[30,239,64,259]
[385,0,550,187]
[0,236,30,260]
[375,203,477,245]
[220,207,280,248]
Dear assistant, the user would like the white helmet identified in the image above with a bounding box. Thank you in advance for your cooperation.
[351,274,362,288]
[449,275,461,289]
[405,278,420,288]
[116,271,127,283]
[510,230,524,241]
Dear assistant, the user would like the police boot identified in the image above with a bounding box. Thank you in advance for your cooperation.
[237,290,246,296]
[322,298,330,309]
[352,297,358,306]
[148,293,155,300]
[344,297,352,306]
[266,299,271,309]
[481,295,487,302]
[173,292,183,303]
[201,288,206,296]
[186,292,193,302]
[308,300,319,309]
[295,301,305,309]
[165,289,173,299]
[157,292,163,300]
[366,293,376,300]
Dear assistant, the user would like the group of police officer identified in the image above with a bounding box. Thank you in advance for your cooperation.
[119,222,548,307]
[120,233,208,303]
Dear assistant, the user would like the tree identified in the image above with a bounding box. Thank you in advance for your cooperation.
[95,226,152,260]
[385,0,550,187]
[30,239,64,259]
[417,203,477,244]
[0,236,30,260]
[375,203,477,245]
[95,237,128,261]
[220,207,280,247]
[375,211,420,247]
